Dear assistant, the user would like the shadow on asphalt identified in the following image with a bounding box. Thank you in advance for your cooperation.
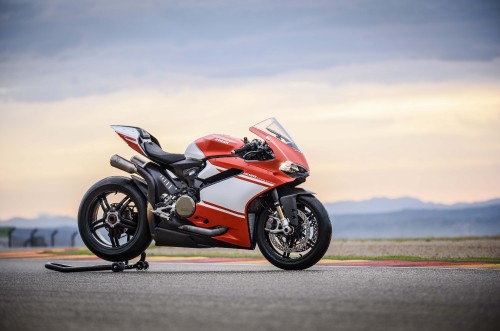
[41,264,325,275]
[132,270,324,274]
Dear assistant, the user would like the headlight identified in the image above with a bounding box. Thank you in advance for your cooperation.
[279,161,309,177]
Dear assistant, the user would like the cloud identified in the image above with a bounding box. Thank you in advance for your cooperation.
[1,1,499,101]
[1,68,499,218]
[1,44,499,102]
[1,0,499,218]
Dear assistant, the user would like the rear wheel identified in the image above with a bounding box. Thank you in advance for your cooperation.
[78,176,152,262]
[257,195,332,270]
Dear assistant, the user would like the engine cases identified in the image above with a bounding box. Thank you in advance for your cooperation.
[175,195,196,218]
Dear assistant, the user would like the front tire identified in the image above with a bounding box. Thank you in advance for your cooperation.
[257,195,332,270]
[78,176,152,262]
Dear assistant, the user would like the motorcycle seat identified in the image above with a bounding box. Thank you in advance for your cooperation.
[143,141,186,165]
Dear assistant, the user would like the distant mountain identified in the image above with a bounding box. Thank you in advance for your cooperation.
[0,215,77,228]
[332,204,500,238]
[1,197,499,240]
[325,197,500,215]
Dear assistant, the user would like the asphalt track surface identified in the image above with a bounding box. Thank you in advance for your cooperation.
[0,260,499,331]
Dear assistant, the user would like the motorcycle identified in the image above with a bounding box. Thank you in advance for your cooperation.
[78,118,332,270]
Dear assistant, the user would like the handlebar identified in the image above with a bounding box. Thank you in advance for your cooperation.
[231,139,274,161]
[232,141,257,155]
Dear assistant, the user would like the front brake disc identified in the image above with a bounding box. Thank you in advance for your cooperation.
[268,209,315,253]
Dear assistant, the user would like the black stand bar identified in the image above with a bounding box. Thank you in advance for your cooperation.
[45,252,149,273]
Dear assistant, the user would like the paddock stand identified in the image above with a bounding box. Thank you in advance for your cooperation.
[45,252,149,273]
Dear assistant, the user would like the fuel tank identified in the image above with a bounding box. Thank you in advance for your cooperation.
[185,134,244,159]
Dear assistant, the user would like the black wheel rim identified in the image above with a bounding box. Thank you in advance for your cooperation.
[88,191,139,249]
[264,202,319,260]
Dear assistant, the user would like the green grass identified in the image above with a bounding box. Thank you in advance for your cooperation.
[322,255,500,263]
[45,248,92,255]
[0,227,13,236]
[47,248,263,259]
[333,236,500,242]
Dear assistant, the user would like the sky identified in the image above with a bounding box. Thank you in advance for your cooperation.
[0,0,499,219]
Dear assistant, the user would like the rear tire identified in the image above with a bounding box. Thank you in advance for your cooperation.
[257,195,332,270]
[78,176,152,262]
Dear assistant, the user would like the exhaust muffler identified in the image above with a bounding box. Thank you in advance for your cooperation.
[110,154,137,174]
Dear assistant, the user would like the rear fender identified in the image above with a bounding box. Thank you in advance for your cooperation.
[130,160,181,237]
[133,162,180,205]
[131,175,148,197]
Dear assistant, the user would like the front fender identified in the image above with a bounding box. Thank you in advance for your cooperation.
[276,187,315,226]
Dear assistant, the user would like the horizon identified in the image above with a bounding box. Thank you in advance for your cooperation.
[1,195,499,221]
[1,1,499,219]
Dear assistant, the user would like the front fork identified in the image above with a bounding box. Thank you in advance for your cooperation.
[270,189,293,235]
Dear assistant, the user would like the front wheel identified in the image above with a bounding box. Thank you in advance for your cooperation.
[257,195,332,270]
[78,176,152,262]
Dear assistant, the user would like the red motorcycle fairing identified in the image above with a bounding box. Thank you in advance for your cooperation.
[186,156,296,248]
[194,134,244,157]
[250,126,309,172]
[184,123,308,248]
[111,119,310,249]
[111,125,148,156]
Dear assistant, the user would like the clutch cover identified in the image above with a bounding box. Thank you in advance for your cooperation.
[175,195,196,218]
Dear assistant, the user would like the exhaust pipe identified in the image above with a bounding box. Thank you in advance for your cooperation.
[131,155,147,168]
[178,225,227,237]
[110,155,137,174]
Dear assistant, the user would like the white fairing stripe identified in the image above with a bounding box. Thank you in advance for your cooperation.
[237,173,274,187]
[200,174,269,214]
[198,202,246,219]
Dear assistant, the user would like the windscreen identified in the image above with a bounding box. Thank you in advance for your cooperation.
[252,118,301,151]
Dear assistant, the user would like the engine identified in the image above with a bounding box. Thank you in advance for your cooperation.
[153,193,197,221]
